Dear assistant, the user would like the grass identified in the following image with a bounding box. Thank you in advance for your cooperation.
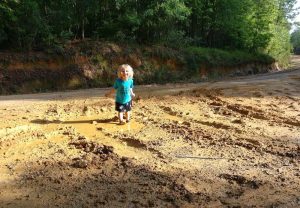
[183,47,275,72]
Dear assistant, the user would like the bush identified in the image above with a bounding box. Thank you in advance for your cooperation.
[183,47,274,73]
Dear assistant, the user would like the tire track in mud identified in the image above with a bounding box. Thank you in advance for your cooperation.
[140,106,299,207]
[156,97,299,161]
[184,88,300,127]
[226,103,300,127]
[136,103,231,159]
[113,109,294,207]
[1,124,181,207]
[159,118,299,160]
[200,94,300,159]
[58,135,212,207]
[0,125,40,150]
[209,95,300,127]
[159,105,234,130]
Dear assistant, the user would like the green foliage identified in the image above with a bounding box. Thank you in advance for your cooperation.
[160,30,192,48]
[291,28,300,50]
[145,45,183,61]
[266,24,291,67]
[14,0,44,49]
[0,0,297,66]
[184,47,274,73]
[0,0,18,48]
[133,61,183,84]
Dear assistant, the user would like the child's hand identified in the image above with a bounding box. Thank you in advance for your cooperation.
[105,92,112,97]
[105,89,115,98]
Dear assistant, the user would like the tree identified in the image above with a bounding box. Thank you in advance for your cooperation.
[0,0,297,66]
[291,28,300,53]
[0,0,18,48]
[14,0,44,49]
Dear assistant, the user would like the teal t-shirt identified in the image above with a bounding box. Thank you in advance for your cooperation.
[113,78,133,104]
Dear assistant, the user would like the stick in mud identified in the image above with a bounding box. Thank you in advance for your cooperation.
[175,155,229,160]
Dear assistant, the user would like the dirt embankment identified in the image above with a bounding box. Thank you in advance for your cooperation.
[0,56,299,207]
[0,41,278,95]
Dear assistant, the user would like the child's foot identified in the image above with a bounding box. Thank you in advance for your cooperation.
[119,120,126,125]
[126,119,130,123]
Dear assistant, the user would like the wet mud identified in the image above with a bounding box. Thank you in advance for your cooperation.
[0,64,300,207]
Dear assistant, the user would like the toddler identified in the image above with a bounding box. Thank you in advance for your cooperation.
[106,64,135,124]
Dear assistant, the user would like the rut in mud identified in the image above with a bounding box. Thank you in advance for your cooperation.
[0,63,300,207]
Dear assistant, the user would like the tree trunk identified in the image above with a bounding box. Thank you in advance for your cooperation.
[82,19,85,39]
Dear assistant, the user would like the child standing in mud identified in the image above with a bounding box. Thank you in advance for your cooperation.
[106,64,135,124]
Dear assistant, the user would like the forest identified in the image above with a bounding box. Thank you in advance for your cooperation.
[0,0,298,67]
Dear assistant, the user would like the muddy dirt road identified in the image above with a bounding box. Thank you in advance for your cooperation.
[0,58,299,207]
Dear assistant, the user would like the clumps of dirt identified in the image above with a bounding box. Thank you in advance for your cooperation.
[69,137,114,157]
[68,135,116,169]
[159,121,223,146]
[159,106,178,116]
[219,174,262,189]
[118,135,147,149]
[61,126,79,136]
[193,90,300,128]
[189,88,224,98]
[64,134,214,207]
[264,145,300,159]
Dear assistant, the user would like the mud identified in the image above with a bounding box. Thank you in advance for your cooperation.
[0,59,300,207]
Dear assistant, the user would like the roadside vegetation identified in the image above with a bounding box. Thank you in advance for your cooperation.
[0,0,298,94]
[291,26,300,54]
[0,0,297,66]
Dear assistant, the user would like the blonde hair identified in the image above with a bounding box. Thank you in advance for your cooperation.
[117,64,134,79]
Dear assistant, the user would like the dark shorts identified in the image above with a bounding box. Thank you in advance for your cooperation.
[115,101,132,112]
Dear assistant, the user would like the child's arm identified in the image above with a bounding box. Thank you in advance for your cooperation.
[130,88,135,98]
[105,88,115,97]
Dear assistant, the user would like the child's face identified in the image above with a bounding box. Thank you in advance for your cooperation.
[119,67,130,80]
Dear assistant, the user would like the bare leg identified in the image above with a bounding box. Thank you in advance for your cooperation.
[125,111,130,122]
[118,112,125,124]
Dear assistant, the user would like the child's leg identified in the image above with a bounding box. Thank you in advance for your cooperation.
[118,112,125,123]
[125,111,130,122]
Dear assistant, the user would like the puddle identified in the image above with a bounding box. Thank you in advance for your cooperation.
[42,116,145,140]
